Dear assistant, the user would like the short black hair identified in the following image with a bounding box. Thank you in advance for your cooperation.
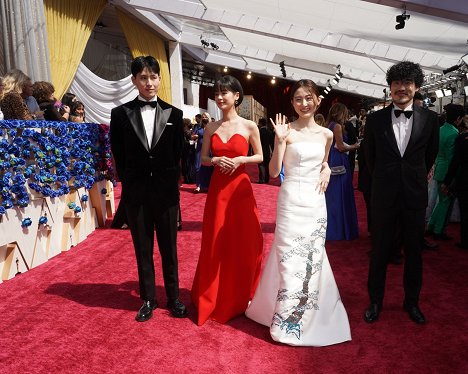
[131,56,160,77]
[444,103,465,124]
[386,61,424,88]
[214,75,244,107]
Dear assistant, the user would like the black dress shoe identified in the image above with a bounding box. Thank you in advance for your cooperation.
[363,303,381,323]
[135,300,157,322]
[404,305,426,324]
[167,298,188,318]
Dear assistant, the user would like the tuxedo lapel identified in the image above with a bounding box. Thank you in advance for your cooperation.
[381,107,400,157]
[151,102,172,149]
[124,98,150,152]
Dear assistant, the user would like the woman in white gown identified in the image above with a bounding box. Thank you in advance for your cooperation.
[246,79,351,346]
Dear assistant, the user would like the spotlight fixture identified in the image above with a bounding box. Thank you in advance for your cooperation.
[223,66,228,73]
[395,7,410,30]
[246,71,252,79]
[271,76,276,84]
[210,42,219,50]
[279,61,287,78]
[200,39,210,48]
[442,64,462,75]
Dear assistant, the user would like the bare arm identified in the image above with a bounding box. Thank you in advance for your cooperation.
[269,114,290,178]
[200,124,215,166]
[317,130,333,194]
[333,123,359,153]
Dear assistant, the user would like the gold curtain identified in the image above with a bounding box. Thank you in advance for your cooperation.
[116,9,172,103]
[44,0,106,99]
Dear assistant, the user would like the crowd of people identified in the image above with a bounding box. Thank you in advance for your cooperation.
[0,69,86,122]
[3,55,467,347]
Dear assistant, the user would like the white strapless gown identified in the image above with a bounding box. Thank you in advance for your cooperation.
[246,142,351,346]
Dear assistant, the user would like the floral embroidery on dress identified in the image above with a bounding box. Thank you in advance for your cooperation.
[272,218,327,340]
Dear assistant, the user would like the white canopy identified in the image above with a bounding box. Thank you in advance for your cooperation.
[110,0,468,99]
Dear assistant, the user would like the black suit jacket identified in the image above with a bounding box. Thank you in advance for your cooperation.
[110,97,184,208]
[364,105,439,210]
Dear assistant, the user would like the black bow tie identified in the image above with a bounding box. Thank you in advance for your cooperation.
[137,100,158,108]
[394,109,413,119]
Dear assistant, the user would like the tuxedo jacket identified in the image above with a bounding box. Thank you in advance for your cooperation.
[110,97,184,208]
[364,105,439,210]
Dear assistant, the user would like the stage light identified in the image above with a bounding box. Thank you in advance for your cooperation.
[223,66,228,73]
[271,77,276,84]
[442,64,462,75]
[435,89,444,98]
[246,71,252,79]
[279,61,286,78]
[210,42,219,50]
[395,11,410,30]
[200,39,210,48]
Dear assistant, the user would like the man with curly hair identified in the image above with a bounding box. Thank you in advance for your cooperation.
[363,61,439,324]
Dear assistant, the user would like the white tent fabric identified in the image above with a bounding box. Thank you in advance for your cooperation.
[69,63,138,124]
[0,0,50,80]
[113,0,468,98]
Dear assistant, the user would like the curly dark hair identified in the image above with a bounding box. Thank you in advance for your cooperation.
[386,61,424,88]
[32,81,55,104]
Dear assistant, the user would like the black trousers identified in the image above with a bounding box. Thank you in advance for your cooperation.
[125,200,179,302]
[258,157,270,183]
[368,203,425,307]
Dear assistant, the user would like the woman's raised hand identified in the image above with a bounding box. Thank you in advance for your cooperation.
[270,113,290,142]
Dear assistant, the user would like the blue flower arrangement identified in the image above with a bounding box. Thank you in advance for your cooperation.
[81,194,88,202]
[21,217,32,227]
[38,216,48,225]
[0,120,116,215]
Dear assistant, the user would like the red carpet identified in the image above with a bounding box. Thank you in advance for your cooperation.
[0,168,467,373]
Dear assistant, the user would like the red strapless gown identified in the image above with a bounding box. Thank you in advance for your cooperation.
[191,133,263,325]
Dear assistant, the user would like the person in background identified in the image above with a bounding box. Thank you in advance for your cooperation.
[193,112,213,192]
[21,77,44,119]
[344,110,358,179]
[181,118,196,184]
[442,114,468,250]
[0,69,33,120]
[325,102,359,241]
[257,117,274,184]
[61,92,77,107]
[427,104,464,240]
[110,55,187,322]
[70,101,86,122]
[314,113,326,127]
[363,61,439,325]
[32,81,70,121]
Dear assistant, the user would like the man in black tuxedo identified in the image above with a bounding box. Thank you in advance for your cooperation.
[363,61,438,324]
[110,56,187,322]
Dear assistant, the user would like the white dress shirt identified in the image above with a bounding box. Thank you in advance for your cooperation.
[138,95,157,148]
[392,104,413,156]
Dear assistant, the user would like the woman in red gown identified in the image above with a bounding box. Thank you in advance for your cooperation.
[191,75,264,325]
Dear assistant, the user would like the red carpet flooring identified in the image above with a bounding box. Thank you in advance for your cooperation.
[1,169,467,373]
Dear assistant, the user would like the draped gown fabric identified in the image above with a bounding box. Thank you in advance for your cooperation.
[325,122,359,240]
[192,133,263,326]
[245,142,351,346]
